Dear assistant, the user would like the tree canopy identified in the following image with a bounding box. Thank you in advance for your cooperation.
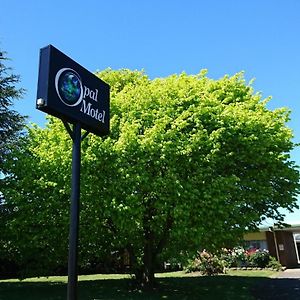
[0,48,26,278]
[1,69,299,284]
[0,49,26,172]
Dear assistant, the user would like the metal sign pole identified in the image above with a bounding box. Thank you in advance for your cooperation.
[36,44,109,299]
[66,122,81,300]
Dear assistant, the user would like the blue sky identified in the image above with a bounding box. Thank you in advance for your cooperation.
[1,0,300,224]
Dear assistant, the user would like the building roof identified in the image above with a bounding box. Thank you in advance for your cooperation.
[259,222,300,232]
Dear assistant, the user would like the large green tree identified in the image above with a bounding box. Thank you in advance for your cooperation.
[0,48,26,278]
[0,49,25,171]
[2,69,299,285]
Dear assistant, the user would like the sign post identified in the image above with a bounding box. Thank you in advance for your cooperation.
[67,122,81,300]
[36,45,109,300]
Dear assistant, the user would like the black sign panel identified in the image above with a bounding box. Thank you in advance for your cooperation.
[36,45,109,136]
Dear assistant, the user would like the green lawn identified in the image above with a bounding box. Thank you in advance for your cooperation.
[0,270,278,300]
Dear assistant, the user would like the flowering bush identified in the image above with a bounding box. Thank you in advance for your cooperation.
[248,249,270,268]
[185,251,226,276]
[186,248,282,275]
[221,247,281,269]
[221,247,248,267]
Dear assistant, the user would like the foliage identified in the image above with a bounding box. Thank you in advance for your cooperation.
[0,48,26,278]
[186,248,282,275]
[221,247,248,267]
[266,256,283,271]
[1,69,298,285]
[248,249,270,268]
[0,49,26,171]
[185,251,226,275]
[220,248,282,270]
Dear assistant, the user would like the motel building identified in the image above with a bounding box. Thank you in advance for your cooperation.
[244,223,300,268]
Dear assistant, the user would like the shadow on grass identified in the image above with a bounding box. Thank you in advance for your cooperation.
[1,275,299,300]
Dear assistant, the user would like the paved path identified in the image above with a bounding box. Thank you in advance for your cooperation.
[277,268,300,279]
[253,269,300,300]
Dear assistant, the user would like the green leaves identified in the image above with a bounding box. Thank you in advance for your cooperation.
[1,69,299,277]
[0,49,26,172]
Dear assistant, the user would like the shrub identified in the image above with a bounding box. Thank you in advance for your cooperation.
[220,247,282,270]
[185,251,226,276]
[248,250,270,268]
[221,247,249,268]
[186,248,282,275]
[266,256,283,271]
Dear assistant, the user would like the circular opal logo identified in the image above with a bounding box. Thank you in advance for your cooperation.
[55,68,83,106]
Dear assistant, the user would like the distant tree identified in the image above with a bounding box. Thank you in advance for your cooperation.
[2,69,299,286]
[0,49,26,172]
[0,48,26,278]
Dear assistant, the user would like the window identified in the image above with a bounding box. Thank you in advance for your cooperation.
[244,240,268,250]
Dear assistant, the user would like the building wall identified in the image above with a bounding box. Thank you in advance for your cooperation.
[266,231,277,259]
[244,232,266,241]
[266,231,298,268]
[245,225,300,268]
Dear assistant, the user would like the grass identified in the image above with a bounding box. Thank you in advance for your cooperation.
[0,270,278,300]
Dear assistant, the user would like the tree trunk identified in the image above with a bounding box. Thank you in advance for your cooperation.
[133,199,174,289]
[134,212,174,288]
[133,252,155,288]
[141,238,155,288]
